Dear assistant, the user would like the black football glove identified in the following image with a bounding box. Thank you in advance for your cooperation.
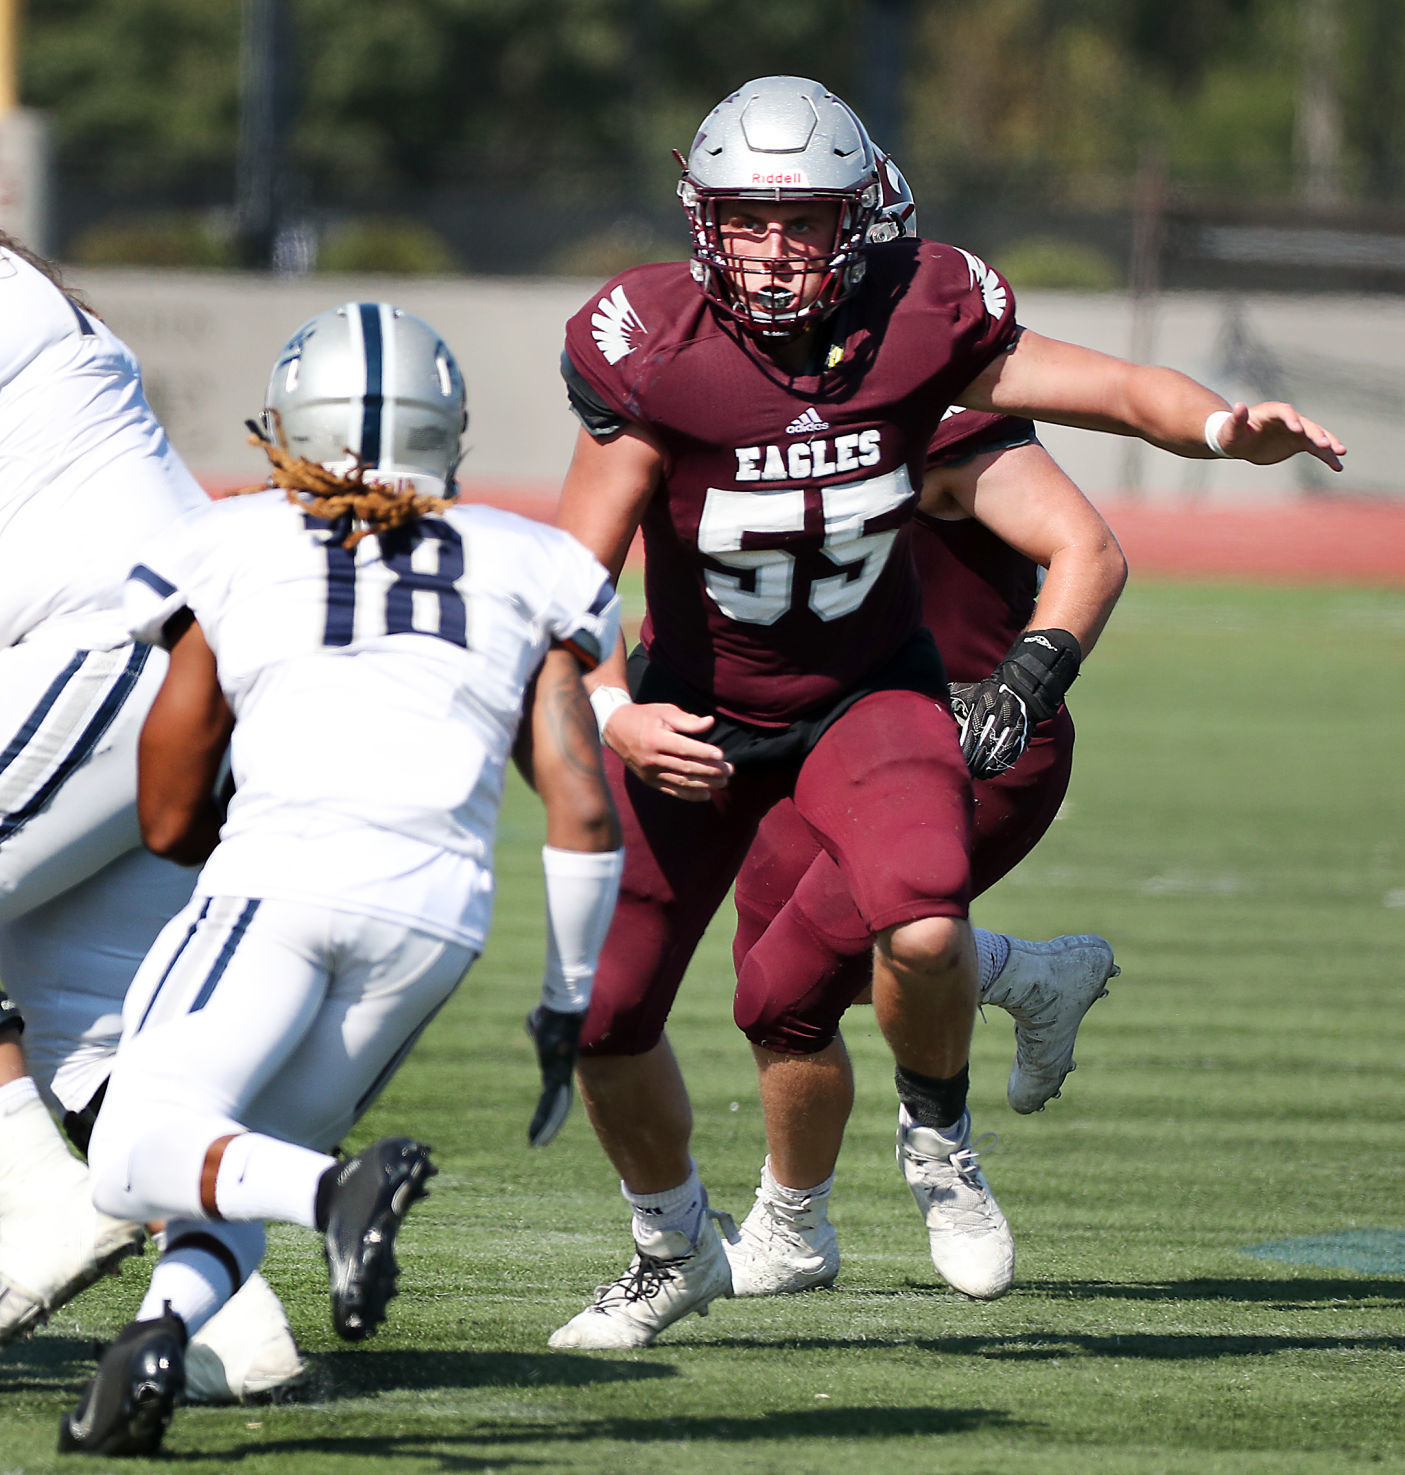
[950,679,1030,779]
[524,1004,585,1147]
[951,628,1081,780]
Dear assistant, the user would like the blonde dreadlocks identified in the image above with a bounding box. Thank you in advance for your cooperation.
[239,421,454,549]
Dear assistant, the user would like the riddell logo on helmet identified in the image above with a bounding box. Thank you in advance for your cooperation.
[751,171,808,186]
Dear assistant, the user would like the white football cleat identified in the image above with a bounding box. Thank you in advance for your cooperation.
[983,934,1118,1114]
[0,1186,145,1347]
[724,1163,839,1297]
[184,1270,308,1404]
[549,1204,734,1349]
[897,1107,1014,1300]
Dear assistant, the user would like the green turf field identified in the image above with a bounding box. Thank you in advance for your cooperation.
[4,580,1402,1473]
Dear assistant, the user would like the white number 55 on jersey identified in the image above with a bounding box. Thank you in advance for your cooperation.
[696,467,914,625]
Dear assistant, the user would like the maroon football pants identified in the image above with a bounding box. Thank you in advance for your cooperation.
[579,687,973,1057]
[732,706,1075,1054]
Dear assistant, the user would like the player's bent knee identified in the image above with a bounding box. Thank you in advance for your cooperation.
[88,1085,238,1223]
[879,914,968,978]
[86,1096,162,1221]
[739,1015,840,1055]
[733,948,849,1055]
[577,1022,665,1058]
[734,969,845,1054]
[86,1129,136,1221]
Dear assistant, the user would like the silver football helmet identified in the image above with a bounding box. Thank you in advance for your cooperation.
[868,148,918,243]
[678,75,881,336]
[262,302,467,494]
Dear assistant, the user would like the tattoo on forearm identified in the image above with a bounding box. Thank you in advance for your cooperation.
[540,663,604,779]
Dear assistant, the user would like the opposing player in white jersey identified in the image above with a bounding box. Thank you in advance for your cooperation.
[62,303,624,1457]
[0,233,305,1400]
[0,231,200,1128]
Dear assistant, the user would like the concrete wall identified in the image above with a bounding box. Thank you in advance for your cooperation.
[76,269,1403,506]
[77,270,595,495]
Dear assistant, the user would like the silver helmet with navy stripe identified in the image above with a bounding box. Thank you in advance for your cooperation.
[262,303,467,495]
[678,76,881,336]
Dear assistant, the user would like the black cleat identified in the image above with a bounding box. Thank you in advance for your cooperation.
[57,1308,187,1457]
[323,1137,436,1342]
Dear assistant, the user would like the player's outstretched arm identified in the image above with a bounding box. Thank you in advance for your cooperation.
[960,330,1346,470]
[516,646,624,1146]
[136,612,234,866]
[1211,400,1345,467]
[555,425,733,802]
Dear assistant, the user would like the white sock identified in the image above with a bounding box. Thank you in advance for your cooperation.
[973,928,1012,995]
[622,1164,704,1243]
[138,1246,236,1335]
[214,1133,334,1229]
[0,1076,40,1115]
[0,1079,86,1216]
[138,1220,266,1337]
[761,1158,834,1202]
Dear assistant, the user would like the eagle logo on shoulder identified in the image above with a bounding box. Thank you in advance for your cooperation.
[591,285,646,365]
[955,248,1008,321]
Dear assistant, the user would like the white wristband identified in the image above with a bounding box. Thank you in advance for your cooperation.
[588,684,631,740]
[1204,410,1234,458]
[540,845,625,1014]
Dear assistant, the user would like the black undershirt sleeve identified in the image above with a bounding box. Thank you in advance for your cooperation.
[561,350,627,440]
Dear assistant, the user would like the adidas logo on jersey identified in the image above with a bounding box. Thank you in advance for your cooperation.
[591,285,646,365]
[785,407,831,435]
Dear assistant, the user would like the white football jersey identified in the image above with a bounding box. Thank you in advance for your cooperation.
[0,248,207,650]
[125,492,619,948]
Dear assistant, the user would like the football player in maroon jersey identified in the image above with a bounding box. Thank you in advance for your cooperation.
[722,164,1128,1295]
[550,75,1344,1350]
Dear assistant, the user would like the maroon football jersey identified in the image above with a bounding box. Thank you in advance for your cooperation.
[563,240,1018,724]
[916,407,1042,682]
[929,406,1035,463]
[911,512,1039,682]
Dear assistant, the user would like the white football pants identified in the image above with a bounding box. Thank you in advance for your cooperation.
[0,636,195,1113]
[89,895,475,1225]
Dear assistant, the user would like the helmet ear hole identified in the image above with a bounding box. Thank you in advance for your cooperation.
[262,304,467,494]
[867,148,917,243]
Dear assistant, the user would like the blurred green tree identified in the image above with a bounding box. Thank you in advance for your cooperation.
[24,0,239,187]
[17,0,1404,269]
